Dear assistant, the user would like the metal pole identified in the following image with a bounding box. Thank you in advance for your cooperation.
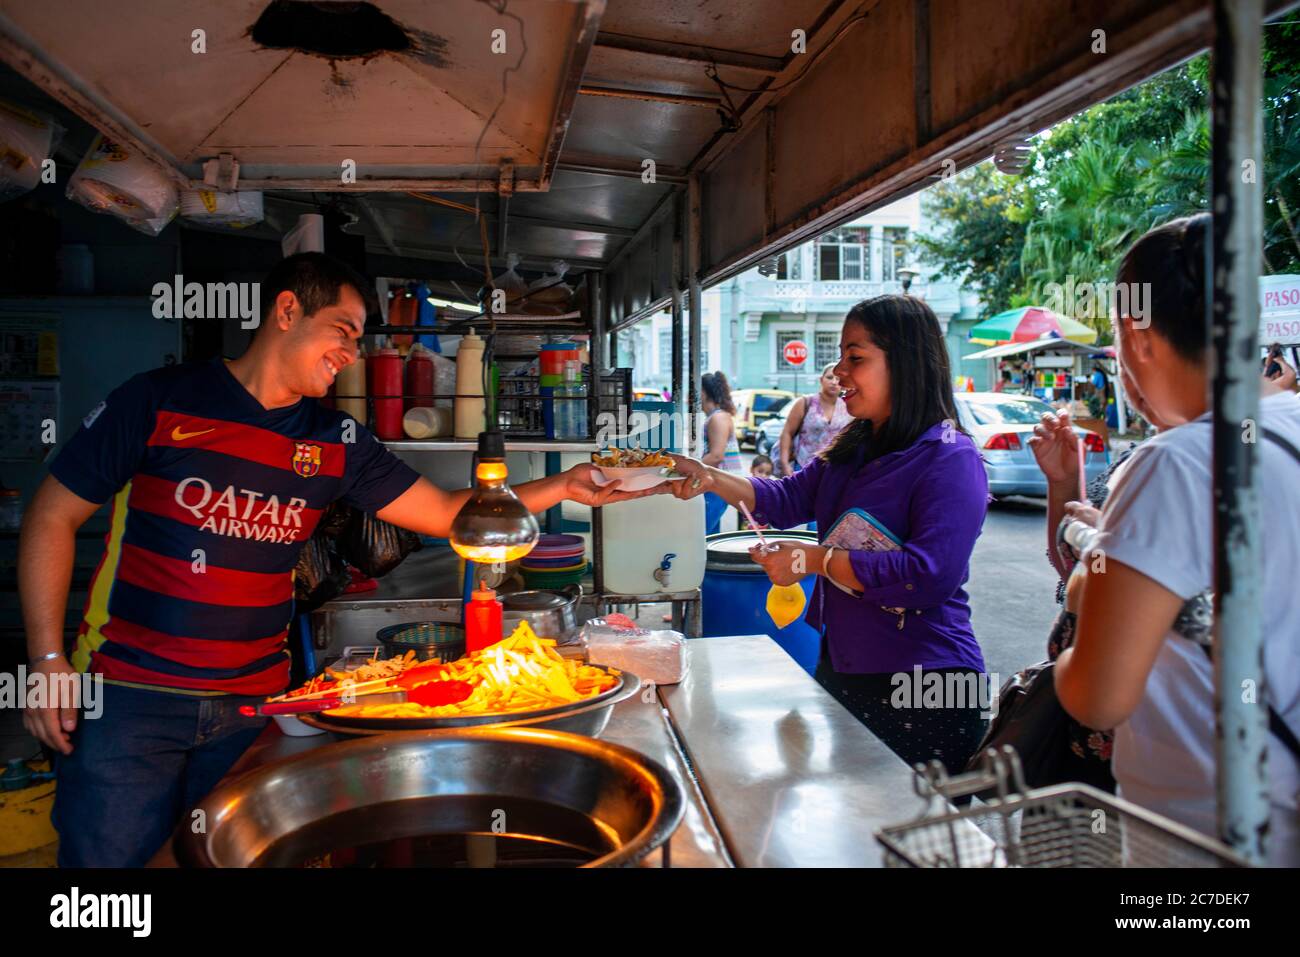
[687,176,703,455]
[671,213,685,422]
[1210,0,1268,864]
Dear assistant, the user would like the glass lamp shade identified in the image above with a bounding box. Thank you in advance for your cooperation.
[449,432,540,564]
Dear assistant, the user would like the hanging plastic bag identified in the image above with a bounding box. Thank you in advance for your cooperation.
[525,259,574,314]
[293,534,351,613]
[0,98,64,203]
[483,251,529,314]
[337,507,423,578]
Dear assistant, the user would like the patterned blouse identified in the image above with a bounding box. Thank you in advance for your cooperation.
[791,394,853,466]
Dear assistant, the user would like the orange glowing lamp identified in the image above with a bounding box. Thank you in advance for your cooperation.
[449,431,539,564]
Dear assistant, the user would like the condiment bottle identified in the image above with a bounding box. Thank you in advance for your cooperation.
[454,327,486,438]
[335,348,367,423]
[404,343,434,411]
[370,347,404,440]
[465,581,504,654]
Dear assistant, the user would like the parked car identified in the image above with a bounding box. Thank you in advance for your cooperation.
[954,392,1109,498]
[754,400,794,459]
[633,388,667,402]
[732,388,795,449]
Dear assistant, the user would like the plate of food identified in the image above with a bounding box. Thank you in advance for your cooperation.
[263,622,639,737]
[589,448,682,490]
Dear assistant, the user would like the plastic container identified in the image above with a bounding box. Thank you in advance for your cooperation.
[599,495,705,596]
[403,406,453,439]
[465,584,504,655]
[454,328,487,438]
[0,488,22,532]
[701,530,820,675]
[405,344,434,411]
[375,621,466,663]
[368,347,404,440]
[335,351,366,423]
[387,284,418,350]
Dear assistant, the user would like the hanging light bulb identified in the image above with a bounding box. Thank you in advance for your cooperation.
[449,431,540,564]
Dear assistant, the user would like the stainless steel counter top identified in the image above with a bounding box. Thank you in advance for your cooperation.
[661,635,929,867]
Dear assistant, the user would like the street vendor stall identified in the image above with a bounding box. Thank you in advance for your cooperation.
[1,0,1296,879]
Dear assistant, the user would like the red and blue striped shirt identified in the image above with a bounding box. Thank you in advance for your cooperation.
[50,358,419,695]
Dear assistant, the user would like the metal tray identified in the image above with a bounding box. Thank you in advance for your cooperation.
[299,668,640,739]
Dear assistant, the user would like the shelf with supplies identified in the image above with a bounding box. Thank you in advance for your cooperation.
[380,438,598,453]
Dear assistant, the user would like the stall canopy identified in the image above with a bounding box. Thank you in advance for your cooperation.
[3,0,1296,331]
[962,337,1110,362]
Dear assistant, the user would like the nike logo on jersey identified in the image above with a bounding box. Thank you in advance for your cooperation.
[172,426,215,441]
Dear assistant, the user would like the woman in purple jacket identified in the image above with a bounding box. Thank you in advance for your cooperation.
[669,295,990,772]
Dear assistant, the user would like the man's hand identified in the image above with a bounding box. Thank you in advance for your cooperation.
[748,541,809,587]
[1262,354,1298,396]
[563,464,669,507]
[1063,500,1102,528]
[21,653,79,755]
[1027,409,1080,485]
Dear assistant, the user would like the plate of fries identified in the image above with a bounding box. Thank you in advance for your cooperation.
[589,448,680,490]
[299,622,638,735]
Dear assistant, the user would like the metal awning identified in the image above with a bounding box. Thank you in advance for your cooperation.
[962,338,1109,361]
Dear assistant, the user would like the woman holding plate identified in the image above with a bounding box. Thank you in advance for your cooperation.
[667,295,990,773]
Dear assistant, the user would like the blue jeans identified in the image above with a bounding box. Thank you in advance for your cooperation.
[52,682,268,867]
[704,491,728,535]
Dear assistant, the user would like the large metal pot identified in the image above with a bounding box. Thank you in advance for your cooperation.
[501,583,582,643]
[174,728,684,868]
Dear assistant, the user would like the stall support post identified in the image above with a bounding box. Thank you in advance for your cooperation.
[687,175,703,455]
[588,271,605,436]
[671,192,685,426]
[1210,0,1269,864]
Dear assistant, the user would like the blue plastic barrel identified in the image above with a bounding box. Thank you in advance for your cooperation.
[701,530,821,675]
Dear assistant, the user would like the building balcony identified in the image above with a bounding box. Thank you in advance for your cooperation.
[737,276,904,314]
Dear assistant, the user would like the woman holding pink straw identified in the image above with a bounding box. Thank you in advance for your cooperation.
[664,295,991,774]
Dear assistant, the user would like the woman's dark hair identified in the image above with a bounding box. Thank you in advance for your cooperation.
[1115,212,1209,363]
[822,295,963,465]
[701,370,735,415]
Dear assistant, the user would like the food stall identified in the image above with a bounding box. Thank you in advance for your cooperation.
[0,0,1292,875]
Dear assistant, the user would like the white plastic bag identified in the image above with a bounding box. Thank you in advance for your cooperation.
[485,251,529,313]
[583,615,688,686]
[0,98,63,203]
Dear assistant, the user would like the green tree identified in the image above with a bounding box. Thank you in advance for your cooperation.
[915,163,1028,317]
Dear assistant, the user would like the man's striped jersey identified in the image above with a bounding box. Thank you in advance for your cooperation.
[49,358,419,695]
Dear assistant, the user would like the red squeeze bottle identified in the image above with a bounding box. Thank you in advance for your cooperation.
[465,583,504,654]
[405,345,434,412]
[370,347,404,440]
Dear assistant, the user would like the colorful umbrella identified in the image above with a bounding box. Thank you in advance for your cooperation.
[968,306,1098,346]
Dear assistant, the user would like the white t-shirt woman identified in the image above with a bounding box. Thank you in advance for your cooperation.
[1087,391,1300,865]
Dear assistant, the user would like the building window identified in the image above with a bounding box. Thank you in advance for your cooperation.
[883,227,909,282]
[815,227,869,281]
[658,328,710,377]
[776,249,803,281]
[814,331,839,371]
[658,329,672,376]
[776,330,805,369]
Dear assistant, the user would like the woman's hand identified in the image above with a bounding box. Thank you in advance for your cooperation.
[748,541,811,586]
[1028,409,1080,485]
[1063,500,1102,528]
[665,455,715,501]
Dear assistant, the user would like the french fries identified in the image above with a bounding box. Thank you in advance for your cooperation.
[328,621,620,720]
[591,447,675,468]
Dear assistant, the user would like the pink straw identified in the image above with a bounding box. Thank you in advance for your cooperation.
[737,500,769,549]
[1077,431,1087,502]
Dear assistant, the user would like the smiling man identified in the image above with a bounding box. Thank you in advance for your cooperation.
[18,252,640,867]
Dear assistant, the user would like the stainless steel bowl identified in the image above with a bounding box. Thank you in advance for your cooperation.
[300,668,640,739]
[175,728,684,868]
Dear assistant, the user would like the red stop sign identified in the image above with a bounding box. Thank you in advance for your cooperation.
[783,340,808,366]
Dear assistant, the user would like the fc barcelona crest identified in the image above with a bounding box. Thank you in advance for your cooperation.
[292,443,322,478]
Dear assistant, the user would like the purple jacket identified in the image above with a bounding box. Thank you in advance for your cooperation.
[749,422,988,674]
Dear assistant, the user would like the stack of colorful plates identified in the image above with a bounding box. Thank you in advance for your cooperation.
[522,534,589,587]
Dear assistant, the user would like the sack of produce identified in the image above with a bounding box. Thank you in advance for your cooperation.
[0,98,63,203]
[583,614,688,685]
[337,507,423,578]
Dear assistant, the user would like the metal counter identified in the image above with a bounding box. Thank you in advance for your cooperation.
[186,634,925,868]
[661,635,931,867]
